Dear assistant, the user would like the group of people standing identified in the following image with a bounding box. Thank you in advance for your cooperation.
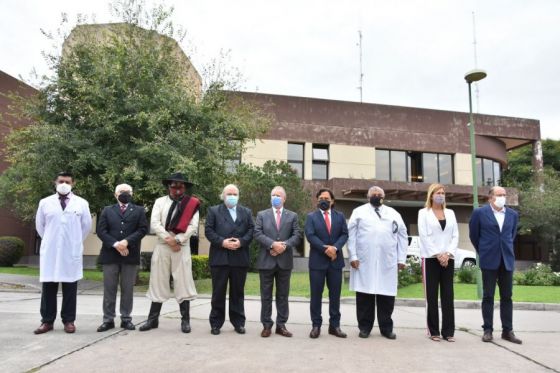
[33,171,521,345]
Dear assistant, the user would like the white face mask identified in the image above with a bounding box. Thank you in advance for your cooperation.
[56,183,72,195]
[494,196,506,209]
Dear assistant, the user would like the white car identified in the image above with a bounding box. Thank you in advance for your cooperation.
[407,236,476,269]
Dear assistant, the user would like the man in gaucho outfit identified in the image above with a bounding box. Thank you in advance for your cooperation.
[139,173,200,333]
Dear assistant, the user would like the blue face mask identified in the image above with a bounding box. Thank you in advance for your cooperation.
[271,196,283,208]
[433,195,445,205]
[225,195,238,207]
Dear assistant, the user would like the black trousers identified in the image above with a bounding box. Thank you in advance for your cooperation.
[209,266,248,329]
[40,281,78,324]
[481,258,513,332]
[423,258,455,338]
[309,267,342,327]
[259,267,291,329]
[356,292,395,334]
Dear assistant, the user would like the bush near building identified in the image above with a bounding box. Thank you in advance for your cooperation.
[0,236,24,267]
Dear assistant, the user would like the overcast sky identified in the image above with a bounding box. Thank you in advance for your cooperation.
[1,0,559,140]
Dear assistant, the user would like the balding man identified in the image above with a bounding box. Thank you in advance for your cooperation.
[205,184,254,335]
[347,186,408,340]
[97,183,148,332]
[469,186,521,344]
[254,186,302,338]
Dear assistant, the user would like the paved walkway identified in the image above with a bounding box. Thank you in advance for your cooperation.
[1,274,559,373]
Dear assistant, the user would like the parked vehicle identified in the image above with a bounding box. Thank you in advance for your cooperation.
[407,236,476,269]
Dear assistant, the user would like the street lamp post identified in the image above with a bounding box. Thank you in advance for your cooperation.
[464,69,487,298]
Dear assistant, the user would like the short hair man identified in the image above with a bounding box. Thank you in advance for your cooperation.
[96,184,148,332]
[254,186,302,337]
[469,186,522,344]
[34,172,92,334]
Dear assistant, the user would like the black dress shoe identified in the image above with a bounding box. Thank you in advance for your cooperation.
[234,326,246,334]
[309,326,321,339]
[275,326,293,337]
[97,321,115,332]
[482,330,493,342]
[381,331,397,340]
[328,326,347,338]
[359,330,370,338]
[211,327,221,335]
[501,331,522,344]
[120,321,135,330]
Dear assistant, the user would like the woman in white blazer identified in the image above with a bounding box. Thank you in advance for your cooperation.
[418,183,458,342]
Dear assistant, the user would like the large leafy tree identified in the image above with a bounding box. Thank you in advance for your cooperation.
[0,1,268,220]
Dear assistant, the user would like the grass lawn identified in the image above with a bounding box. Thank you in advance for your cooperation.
[2,267,559,303]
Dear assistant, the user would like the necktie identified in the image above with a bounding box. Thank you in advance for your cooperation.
[120,204,127,215]
[276,209,281,230]
[324,211,331,234]
[375,207,381,218]
[59,195,67,210]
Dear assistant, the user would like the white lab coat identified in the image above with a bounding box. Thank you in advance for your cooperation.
[417,207,459,259]
[347,203,408,296]
[35,193,92,282]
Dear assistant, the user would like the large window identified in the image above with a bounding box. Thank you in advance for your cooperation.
[376,149,454,184]
[312,144,329,180]
[477,157,501,186]
[287,143,304,178]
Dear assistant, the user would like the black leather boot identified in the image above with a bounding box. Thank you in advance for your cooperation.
[179,300,191,333]
[139,302,162,332]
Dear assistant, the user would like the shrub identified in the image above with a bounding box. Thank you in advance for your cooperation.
[398,256,422,288]
[140,252,152,272]
[515,263,560,286]
[192,255,210,280]
[456,265,478,284]
[0,236,25,266]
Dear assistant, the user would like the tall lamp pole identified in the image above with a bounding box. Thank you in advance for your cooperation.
[464,69,487,298]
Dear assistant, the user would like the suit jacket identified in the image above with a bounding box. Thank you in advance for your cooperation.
[469,204,518,271]
[254,208,302,270]
[304,209,349,270]
[97,203,149,265]
[205,203,254,267]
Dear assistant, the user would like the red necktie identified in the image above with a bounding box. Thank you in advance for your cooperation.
[276,209,281,230]
[120,204,126,215]
[324,211,331,234]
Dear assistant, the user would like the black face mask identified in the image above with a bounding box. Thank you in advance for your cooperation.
[317,200,331,211]
[118,192,132,204]
[369,196,383,207]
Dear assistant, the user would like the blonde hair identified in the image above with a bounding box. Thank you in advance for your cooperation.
[425,183,446,209]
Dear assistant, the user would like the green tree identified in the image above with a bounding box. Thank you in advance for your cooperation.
[0,1,268,220]
[517,171,560,271]
[501,139,560,188]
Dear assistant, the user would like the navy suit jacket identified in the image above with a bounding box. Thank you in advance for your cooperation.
[469,204,518,271]
[97,203,148,265]
[304,209,348,270]
[205,203,254,267]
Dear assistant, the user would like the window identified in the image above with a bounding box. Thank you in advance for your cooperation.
[476,157,501,186]
[312,144,329,180]
[287,143,304,178]
[376,149,454,184]
[224,140,242,173]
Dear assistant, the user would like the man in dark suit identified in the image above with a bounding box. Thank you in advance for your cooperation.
[254,186,302,338]
[469,186,522,344]
[205,184,254,335]
[304,188,349,339]
[96,183,148,332]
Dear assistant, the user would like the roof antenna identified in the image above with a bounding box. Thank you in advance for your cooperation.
[357,30,363,103]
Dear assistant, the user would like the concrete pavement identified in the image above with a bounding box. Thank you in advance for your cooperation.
[0,275,559,373]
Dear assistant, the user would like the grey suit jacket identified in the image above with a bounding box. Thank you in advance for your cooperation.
[254,208,302,270]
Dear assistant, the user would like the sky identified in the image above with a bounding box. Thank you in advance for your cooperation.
[1,0,559,140]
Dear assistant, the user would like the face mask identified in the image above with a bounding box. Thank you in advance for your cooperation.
[225,195,239,207]
[369,196,382,207]
[271,196,282,208]
[317,200,330,211]
[494,196,506,209]
[56,183,72,195]
[118,192,132,204]
[433,195,445,205]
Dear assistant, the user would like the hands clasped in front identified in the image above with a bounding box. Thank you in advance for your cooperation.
[222,237,241,250]
[164,236,182,252]
[270,241,287,256]
[323,245,337,261]
[437,252,451,268]
[115,239,129,256]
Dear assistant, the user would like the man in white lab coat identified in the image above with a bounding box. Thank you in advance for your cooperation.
[34,172,92,334]
[347,186,408,339]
